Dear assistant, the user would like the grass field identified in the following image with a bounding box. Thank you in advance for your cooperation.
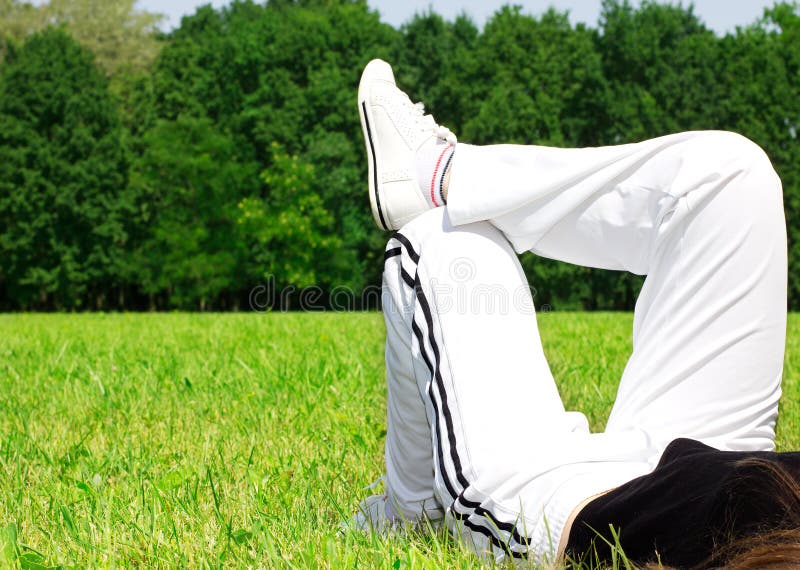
[1,313,799,568]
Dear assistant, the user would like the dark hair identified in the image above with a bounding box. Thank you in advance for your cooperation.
[644,457,800,570]
[703,457,800,569]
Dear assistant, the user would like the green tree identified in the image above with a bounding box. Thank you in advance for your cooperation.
[1,0,798,311]
[463,6,608,147]
[0,28,129,309]
[0,0,39,60]
[0,0,164,77]
[145,0,398,294]
[128,117,260,310]
[236,143,343,301]
[598,0,723,142]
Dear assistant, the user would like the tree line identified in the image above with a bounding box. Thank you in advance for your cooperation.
[0,0,798,311]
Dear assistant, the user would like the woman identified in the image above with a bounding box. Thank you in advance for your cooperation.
[348,59,797,568]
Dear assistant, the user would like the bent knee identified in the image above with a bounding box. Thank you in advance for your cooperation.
[688,131,783,209]
[704,131,777,177]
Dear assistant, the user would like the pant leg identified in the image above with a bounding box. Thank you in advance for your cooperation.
[447,130,787,454]
[383,208,653,562]
[381,237,444,522]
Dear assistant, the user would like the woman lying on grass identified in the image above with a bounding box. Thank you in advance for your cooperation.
[344,59,800,569]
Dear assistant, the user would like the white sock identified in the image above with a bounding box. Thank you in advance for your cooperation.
[416,140,455,207]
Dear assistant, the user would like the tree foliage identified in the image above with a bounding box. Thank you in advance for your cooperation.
[0,28,128,309]
[0,0,164,77]
[1,0,800,311]
[126,117,259,309]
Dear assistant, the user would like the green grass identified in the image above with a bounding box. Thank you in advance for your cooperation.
[1,313,799,568]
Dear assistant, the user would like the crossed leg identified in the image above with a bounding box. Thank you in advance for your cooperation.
[380,131,787,562]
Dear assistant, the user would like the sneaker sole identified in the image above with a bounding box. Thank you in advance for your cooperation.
[358,82,390,231]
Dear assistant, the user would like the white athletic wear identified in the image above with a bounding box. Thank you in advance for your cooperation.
[379,131,787,563]
[357,59,456,230]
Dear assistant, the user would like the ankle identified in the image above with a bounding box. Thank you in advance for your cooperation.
[417,142,455,208]
[442,166,451,202]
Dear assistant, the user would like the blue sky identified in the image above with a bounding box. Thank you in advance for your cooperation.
[138,0,781,35]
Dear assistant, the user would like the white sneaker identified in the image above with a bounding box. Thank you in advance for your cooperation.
[358,59,457,231]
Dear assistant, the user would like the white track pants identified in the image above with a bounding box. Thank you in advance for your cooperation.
[380,131,787,562]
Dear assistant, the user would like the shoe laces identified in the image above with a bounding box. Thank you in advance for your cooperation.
[408,99,457,145]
